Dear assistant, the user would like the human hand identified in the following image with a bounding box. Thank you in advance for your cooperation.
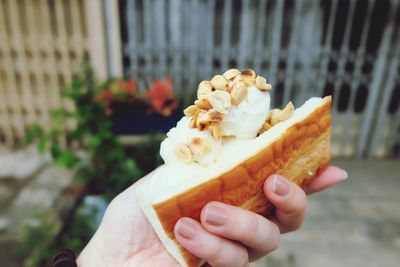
[77,166,347,267]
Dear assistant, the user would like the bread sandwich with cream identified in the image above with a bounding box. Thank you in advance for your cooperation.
[137,69,332,267]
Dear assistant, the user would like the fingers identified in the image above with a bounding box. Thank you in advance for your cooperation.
[175,202,280,265]
[303,165,348,194]
[175,218,249,267]
[264,175,308,233]
[200,202,280,261]
[174,165,348,265]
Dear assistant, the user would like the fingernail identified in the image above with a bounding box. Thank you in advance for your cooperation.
[341,169,348,180]
[270,175,291,196]
[204,204,229,226]
[176,219,197,240]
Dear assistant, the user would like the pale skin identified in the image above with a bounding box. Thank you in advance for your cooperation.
[77,166,347,267]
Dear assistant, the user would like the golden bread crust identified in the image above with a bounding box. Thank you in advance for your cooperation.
[153,97,332,267]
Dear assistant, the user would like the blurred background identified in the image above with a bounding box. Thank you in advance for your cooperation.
[0,0,399,266]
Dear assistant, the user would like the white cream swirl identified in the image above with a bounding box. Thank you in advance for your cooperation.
[160,86,270,166]
[160,117,221,166]
[221,86,270,139]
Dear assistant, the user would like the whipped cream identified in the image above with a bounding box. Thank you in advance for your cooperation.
[144,97,327,204]
[160,117,221,166]
[221,86,270,139]
[160,86,270,166]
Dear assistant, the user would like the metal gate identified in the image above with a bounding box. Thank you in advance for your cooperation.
[1,0,398,158]
[115,0,400,158]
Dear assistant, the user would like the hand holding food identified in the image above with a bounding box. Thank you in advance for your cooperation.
[137,69,332,266]
[77,166,346,267]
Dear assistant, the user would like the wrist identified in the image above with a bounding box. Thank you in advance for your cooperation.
[76,231,107,267]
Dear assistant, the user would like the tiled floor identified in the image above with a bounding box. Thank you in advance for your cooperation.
[253,159,400,267]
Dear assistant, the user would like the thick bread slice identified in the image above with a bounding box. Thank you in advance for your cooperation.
[139,96,332,267]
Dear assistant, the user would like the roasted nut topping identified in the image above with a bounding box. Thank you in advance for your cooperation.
[187,69,274,139]
[241,69,256,79]
[184,105,200,117]
[262,83,273,91]
[223,69,241,80]
[205,111,224,122]
[281,101,295,116]
[188,137,212,156]
[210,75,229,91]
[270,109,281,117]
[196,111,211,131]
[222,135,236,141]
[239,69,255,86]
[256,79,272,92]
[255,75,268,90]
[189,110,200,128]
[241,76,255,87]
[232,73,243,84]
[175,143,192,163]
[198,80,213,100]
[208,90,231,114]
[210,122,222,141]
[195,98,212,110]
[197,121,211,131]
[230,80,248,106]
[269,101,294,126]
[258,122,272,135]
[269,109,282,126]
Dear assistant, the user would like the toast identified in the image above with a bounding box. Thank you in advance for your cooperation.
[137,69,331,267]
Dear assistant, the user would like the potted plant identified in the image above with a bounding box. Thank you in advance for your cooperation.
[95,77,181,135]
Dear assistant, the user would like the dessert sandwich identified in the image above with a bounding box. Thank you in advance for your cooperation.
[137,69,332,267]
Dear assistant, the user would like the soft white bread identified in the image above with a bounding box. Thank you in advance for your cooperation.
[137,96,332,267]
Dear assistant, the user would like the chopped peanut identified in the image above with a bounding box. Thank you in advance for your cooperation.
[188,137,212,157]
[223,69,241,80]
[230,81,248,106]
[210,75,229,91]
[269,102,294,126]
[210,122,222,141]
[184,105,200,117]
[186,69,275,141]
[195,98,212,110]
[175,143,192,163]
[208,90,232,114]
[197,80,213,100]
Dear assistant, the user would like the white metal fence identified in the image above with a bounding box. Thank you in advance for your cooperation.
[1,0,399,158]
[117,0,400,158]
[0,0,107,146]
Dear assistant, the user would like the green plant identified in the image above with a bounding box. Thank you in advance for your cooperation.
[22,59,170,266]
[25,59,143,197]
[21,60,144,266]
[124,132,165,174]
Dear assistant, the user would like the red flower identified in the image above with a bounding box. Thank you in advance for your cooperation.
[114,79,137,95]
[95,91,114,103]
[95,91,114,115]
[124,80,137,93]
[145,78,177,116]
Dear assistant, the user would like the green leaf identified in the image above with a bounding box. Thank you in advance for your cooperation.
[51,109,69,119]
[38,137,47,153]
[89,136,101,148]
[54,149,80,168]
[24,124,42,144]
